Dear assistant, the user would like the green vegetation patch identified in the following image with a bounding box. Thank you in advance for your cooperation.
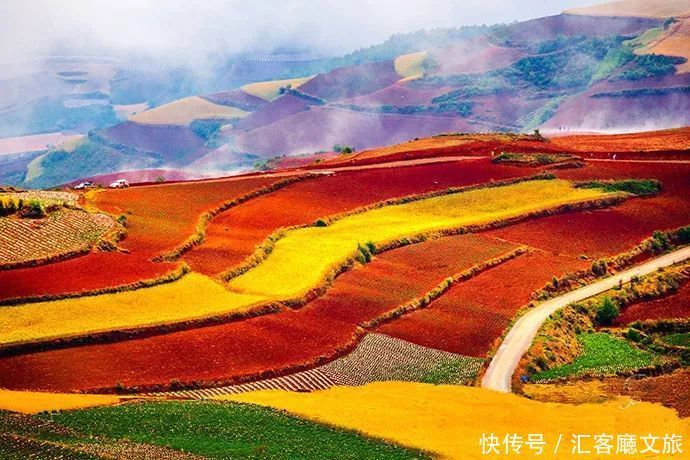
[43,401,429,459]
[531,333,659,381]
[662,333,690,348]
[492,152,581,166]
[576,179,661,196]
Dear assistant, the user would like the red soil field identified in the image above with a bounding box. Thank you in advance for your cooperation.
[485,163,690,259]
[94,174,280,256]
[299,61,400,101]
[201,89,268,111]
[614,282,690,325]
[0,234,518,392]
[501,14,656,42]
[379,161,690,355]
[609,369,690,417]
[182,159,530,276]
[341,82,452,107]
[234,106,475,156]
[432,37,525,75]
[0,252,179,302]
[377,252,587,356]
[549,125,690,153]
[0,174,282,301]
[233,93,310,131]
[101,122,206,165]
[66,169,204,187]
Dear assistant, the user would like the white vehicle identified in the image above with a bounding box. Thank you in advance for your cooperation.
[109,179,130,188]
[73,181,93,190]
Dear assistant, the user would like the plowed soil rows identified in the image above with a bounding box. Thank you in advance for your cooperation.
[614,281,690,325]
[0,234,517,392]
[94,175,280,255]
[0,253,178,302]
[377,252,588,356]
[485,162,690,258]
[183,160,529,276]
[380,162,690,356]
[0,175,280,302]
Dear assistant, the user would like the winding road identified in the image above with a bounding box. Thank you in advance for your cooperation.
[482,245,690,393]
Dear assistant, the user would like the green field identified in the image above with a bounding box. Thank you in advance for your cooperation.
[662,333,690,348]
[41,401,429,459]
[531,333,659,381]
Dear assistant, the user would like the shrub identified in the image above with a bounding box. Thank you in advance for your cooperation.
[626,328,643,342]
[314,218,328,227]
[677,226,690,244]
[576,179,661,196]
[651,230,671,252]
[595,297,619,326]
[591,260,608,277]
[23,199,46,218]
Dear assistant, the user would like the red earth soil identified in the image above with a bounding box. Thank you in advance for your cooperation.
[549,125,690,154]
[101,122,206,165]
[66,169,204,187]
[0,175,281,302]
[377,251,588,356]
[485,162,690,259]
[0,252,179,302]
[607,369,690,417]
[233,94,310,131]
[182,159,530,276]
[614,282,690,325]
[432,37,525,75]
[299,61,401,102]
[94,174,280,256]
[378,161,690,354]
[234,106,475,156]
[501,14,656,42]
[0,234,518,392]
[541,78,690,134]
[200,89,268,111]
[267,152,339,169]
[340,82,452,107]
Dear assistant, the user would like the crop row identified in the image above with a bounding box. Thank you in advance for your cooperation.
[0,233,520,391]
[0,209,114,269]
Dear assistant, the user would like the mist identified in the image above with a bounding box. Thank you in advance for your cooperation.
[1,0,594,67]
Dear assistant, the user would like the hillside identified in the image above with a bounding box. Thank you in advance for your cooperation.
[2,1,690,188]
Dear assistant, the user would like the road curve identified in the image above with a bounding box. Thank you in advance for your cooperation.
[481,245,690,393]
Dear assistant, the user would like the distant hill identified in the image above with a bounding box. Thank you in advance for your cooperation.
[3,0,689,188]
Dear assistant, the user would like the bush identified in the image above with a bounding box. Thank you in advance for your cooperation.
[314,219,328,227]
[626,328,643,342]
[595,297,619,326]
[676,226,690,244]
[651,230,671,252]
[591,260,608,277]
[576,179,661,196]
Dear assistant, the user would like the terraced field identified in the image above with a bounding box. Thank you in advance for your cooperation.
[241,76,313,101]
[128,96,249,126]
[0,209,114,267]
[225,382,690,460]
[615,279,690,324]
[183,160,530,276]
[226,179,614,299]
[0,233,519,391]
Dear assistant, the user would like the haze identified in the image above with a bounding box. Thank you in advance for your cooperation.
[1,0,595,67]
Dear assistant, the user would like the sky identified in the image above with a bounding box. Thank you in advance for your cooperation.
[0,0,600,66]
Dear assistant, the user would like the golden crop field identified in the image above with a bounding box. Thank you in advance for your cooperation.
[226,382,690,460]
[0,273,266,346]
[394,51,430,78]
[228,180,612,298]
[0,389,121,414]
[0,180,612,345]
[241,76,314,101]
[128,96,249,126]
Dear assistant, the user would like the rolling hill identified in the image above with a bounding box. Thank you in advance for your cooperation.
[2,0,689,188]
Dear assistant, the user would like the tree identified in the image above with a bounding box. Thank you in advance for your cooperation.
[595,297,619,326]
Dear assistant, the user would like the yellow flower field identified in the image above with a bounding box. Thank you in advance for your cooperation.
[394,51,430,78]
[225,382,690,460]
[128,96,249,126]
[228,180,612,298]
[0,180,613,346]
[0,389,121,414]
[0,273,266,346]
[241,76,314,101]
